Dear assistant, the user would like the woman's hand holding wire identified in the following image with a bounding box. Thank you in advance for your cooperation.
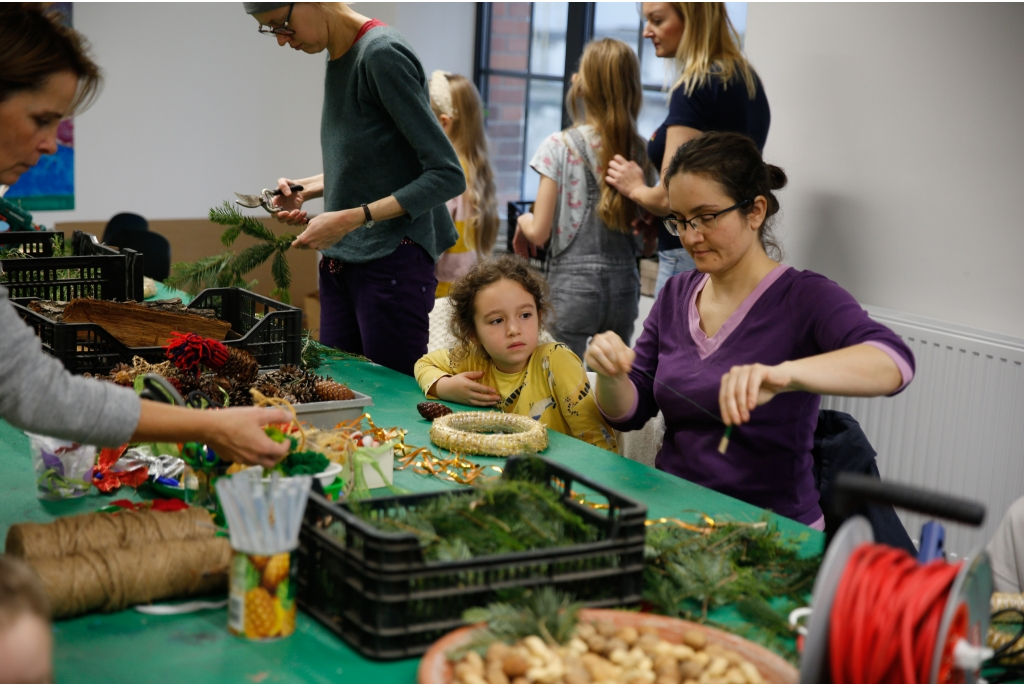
[585,332,635,379]
[434,371,502,407]
[718,363,794,426]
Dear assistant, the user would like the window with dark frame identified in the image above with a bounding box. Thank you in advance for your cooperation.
[473,2,748,216]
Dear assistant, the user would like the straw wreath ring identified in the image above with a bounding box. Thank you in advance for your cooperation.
[429,70,456,118]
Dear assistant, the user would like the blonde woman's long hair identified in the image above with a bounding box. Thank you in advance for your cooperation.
[669,2,756,99]
[566,38,651,234]
[430,74,499,257]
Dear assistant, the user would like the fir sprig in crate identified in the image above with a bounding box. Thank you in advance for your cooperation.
[0,230,142,301]
[296,454,647,660]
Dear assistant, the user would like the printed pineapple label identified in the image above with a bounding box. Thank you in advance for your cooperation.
[228,550,297,640]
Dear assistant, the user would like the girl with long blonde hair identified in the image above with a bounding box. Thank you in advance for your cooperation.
[605,2,770,298]
[429,71,499,297]
[515,37,654,360]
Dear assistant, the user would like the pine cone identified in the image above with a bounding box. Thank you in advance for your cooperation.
[285,375,318,404]
[221,348,259,384]
[418,402,453,420]
[316,379,355,402]
[110,362,136,387]
[254,375,283,399]
[276,364,304,383]
[199,375,232,404]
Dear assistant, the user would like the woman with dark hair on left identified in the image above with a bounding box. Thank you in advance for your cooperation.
[0,3,289,466]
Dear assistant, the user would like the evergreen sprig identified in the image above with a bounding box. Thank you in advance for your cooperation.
[643,517,821,661]
[350,476,599,562]
[453,587,582,657]
[166,202,297,302]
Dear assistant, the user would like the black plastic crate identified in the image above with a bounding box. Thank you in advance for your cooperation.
[0,230,142,301]
[0,229,64,256]
[10,287,302,375]
[296,455,647,660]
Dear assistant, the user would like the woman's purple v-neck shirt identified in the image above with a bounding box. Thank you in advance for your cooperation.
[605,266,914,525]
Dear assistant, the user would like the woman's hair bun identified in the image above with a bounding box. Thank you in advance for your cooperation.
[767,164,787,191]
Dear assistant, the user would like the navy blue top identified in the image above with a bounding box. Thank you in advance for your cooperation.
[648,70,771,251]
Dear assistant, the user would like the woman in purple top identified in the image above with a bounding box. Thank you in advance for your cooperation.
[585,133,914,528]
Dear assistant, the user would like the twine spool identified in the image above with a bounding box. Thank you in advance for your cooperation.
[5,507,215,559]
[28,537,232,618]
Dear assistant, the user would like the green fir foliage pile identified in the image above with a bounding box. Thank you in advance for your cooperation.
[351,477,600,562]
[643,518,821,660]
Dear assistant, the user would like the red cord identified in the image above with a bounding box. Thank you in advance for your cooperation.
[829,543,967,683]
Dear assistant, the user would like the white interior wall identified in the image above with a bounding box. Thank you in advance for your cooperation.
[745,2,1024,339]
[31,2,476,228]
[29,3,1024,338]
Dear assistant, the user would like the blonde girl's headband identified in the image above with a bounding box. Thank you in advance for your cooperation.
[429,70,456,118]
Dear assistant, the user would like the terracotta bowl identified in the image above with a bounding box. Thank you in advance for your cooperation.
[417,608,799,684]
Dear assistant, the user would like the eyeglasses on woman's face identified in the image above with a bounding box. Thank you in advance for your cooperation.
[257,3,295,36]
[662,198,753,237]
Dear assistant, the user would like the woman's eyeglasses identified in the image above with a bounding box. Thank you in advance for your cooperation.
[662,198,753,237]
[257,3,295,36]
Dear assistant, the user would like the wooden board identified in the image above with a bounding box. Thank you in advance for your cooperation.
[61,299,231,347]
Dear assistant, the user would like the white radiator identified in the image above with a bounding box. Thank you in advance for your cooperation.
[822,306,1024,558]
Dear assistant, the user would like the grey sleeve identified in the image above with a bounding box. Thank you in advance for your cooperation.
[0,288,141,446]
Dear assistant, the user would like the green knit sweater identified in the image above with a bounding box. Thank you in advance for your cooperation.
[320,25,464,263]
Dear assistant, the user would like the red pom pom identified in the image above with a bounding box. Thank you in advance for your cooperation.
[165,332,230,377]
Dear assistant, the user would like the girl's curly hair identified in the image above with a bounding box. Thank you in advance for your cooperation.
[446,254,551,364]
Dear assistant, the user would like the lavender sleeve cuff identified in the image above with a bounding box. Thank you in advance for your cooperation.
[597,379,640,423]
[863,340,915,394]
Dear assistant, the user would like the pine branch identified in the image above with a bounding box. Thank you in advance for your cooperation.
[271,248,292,294]
[166,251,234,295]
[228,242,277,277]
[210,202,245,246]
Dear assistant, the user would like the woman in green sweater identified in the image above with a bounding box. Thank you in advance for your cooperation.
[244,2,466,376]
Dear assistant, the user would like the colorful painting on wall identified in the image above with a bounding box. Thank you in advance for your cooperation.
[5,2,76,211]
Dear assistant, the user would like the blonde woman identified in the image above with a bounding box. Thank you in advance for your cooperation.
[428,71,499,297]
[515,38,655,360]
[606,2,770,297]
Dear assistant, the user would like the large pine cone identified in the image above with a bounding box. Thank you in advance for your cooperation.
[316,379,355,402]
[417,402,453,420]
[221,348,259,384]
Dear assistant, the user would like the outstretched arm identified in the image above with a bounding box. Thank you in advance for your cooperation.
[718,344,904,426]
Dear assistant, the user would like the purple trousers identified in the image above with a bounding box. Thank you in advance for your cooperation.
[318,243,437,376]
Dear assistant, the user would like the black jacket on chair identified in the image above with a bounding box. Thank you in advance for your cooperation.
[812,410,917,555]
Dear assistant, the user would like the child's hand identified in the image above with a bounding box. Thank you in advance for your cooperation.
[585,332,635,379]
[434,371,502,407]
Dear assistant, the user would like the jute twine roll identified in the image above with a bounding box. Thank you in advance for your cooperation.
[5,506,215,559]
[29,537,232,619]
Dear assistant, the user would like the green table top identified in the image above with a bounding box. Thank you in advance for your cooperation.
[0,355,823,683]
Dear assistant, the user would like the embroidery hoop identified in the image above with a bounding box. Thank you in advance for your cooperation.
[429,411,548,457]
